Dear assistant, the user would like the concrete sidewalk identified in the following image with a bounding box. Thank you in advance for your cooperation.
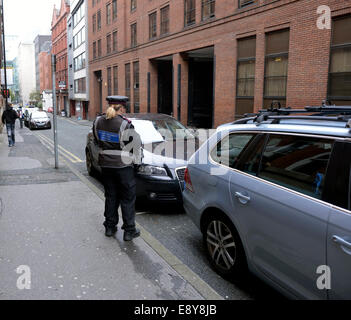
[0,125,209,300]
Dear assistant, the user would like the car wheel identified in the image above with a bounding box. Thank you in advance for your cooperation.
[203,214,248,281]
[86,149,96,177]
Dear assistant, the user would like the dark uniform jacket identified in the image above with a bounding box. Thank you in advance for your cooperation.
[1,108,19,125]
[93,114,142,168]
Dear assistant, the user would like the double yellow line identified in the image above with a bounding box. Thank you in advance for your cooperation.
[36,133,84,164]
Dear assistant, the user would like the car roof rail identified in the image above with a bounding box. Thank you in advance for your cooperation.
[232,101,351,128]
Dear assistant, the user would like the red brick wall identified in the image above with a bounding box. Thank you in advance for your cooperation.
[39,52,53,92]
[87,0,351,126]
[51,0,70,112]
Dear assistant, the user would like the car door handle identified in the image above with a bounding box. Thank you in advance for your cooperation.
[235,192,250,204]
[332,235,351,250]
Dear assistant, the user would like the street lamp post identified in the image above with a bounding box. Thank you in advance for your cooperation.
[1,0,8,107]
[52,54,59,169]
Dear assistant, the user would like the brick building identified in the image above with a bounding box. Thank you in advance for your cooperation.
[39,51,53,92]
[88,0,351,128]
[34,35,52,92]
[51,0,70,115]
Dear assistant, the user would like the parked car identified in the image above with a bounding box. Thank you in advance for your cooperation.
[86,113,199,203]
[183,105,351,299]
[28,111,51,130]
[23,106,39,127]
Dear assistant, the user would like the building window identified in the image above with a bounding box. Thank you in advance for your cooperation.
[74,52,86,72]
[236,37,256,119]
[125,63,131,112]
[264,29,290,108]
[113,66,118,95]
[97,10,101,30]
[112,0,117,20]
[93,42,97,59]
[74,78,86,93]
[149,12,157,40]
[133,61,139,113]
[106,33,111,54]
[328,15,351,104]
[106,3,111,25]
[97,39,102,57]
[184,0,195,27]
[239,0,257,8]
[112,30,118,52]
[73,3,85,27]
[107,67,112,96]
[92,14,96,32]
[131,0,136,11]
[92,0,95,8]
[202,0,215,20]
[73,26,85,49]
[131,23,137,48]
[160,5,169,35]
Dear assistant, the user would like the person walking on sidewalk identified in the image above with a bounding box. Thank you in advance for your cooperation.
[1,104,19,147]
[18,107,24,129]
[93,97,142,241]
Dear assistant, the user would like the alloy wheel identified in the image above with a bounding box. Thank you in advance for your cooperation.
[206,220,236,271]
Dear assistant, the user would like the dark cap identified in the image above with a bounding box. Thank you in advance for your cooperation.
[106,96,129,106]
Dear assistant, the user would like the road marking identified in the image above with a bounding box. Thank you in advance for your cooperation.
[38,133,83,163]
[35,135,67,163]
[62,159,223,301]
[36,133,78,163]
[36,133,84,163]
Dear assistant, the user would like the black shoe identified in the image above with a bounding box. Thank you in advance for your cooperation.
[123,229,140,241]
[105,226,117,237]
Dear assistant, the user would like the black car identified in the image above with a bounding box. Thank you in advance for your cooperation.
[86,113,199,203]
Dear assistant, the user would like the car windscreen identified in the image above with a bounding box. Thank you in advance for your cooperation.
[131,120,164,144]
[32,113,49,120]
[131,119,195,143]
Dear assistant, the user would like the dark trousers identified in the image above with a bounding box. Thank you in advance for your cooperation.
[6,123,15,146]
[102,166,137,232]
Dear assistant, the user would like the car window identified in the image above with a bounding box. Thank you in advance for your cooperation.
[235,134,267,176]
[258,134,334,200]
[211,133,256,168]
[323,141,351,210]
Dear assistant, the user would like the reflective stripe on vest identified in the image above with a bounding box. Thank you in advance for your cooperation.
[98,130,120,143]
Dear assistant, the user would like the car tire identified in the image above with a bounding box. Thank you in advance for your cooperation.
[203,213,248,282]
[86,149,97,177]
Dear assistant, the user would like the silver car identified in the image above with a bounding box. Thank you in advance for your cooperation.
[183,106,351,299]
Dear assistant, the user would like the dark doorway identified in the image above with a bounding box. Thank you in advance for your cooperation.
[94,70,103,115]
[188,59,214,128]
[186,46,214,129]
[157,61,173,115]
[83,101,89,120]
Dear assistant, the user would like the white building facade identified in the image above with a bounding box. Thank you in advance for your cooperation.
[42,90,53,111]
[67,0,89,119]
[17,43,36,106]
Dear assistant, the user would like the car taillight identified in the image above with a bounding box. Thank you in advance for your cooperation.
[184,168,194,193]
